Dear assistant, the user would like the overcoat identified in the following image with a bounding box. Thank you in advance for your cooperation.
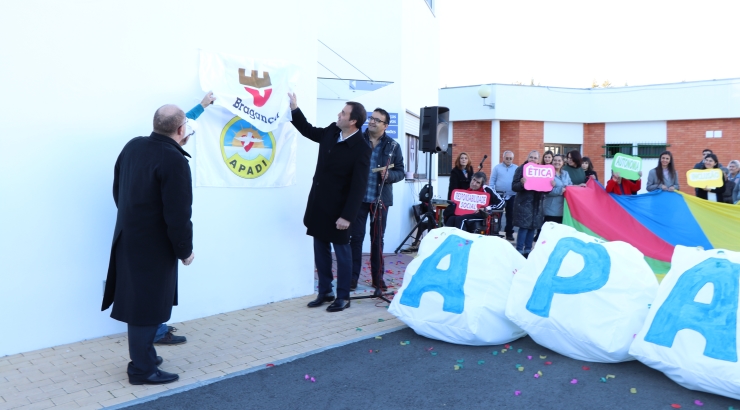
[101,133,193,325]
[511,163,545,230]
[291,108,371,244]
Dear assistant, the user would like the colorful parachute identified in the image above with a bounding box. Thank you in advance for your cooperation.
[563,179,740,279]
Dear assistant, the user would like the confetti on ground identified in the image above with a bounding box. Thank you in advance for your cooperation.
[456,359,464,364]
[375,336,382,340]
[600,377,607,383]
[400,341,410,345]
[630,388,637,394]
[454,365,462,370]
[582,366,590,370]
[266,364,275,367]
[671,405,681,409]
[514,391,521,396]
[369,349,373,353]
[378,319,385,322]
[527,355,532,360]
[694,400,703,406]
[606,374,615,379]
[534,374,539,378]
[517,349,523,353]
[505,344,511,348]
[539,355,547,359]
[405,340,410,344]
[492,351,498,356]
[426,347,434,351]
[570,379,578,384]
[310,377,316,382]
[515,364,521,368]
[502,349,508,353]
[518,367,524,372]
[304,374,309,380]
[356,328,362,331]
[545,361,552,365]
[477,360,485,365]
[431,352,438,356]
[537,371,542,376]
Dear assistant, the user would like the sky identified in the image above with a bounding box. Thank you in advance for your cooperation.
[437,0,740,89]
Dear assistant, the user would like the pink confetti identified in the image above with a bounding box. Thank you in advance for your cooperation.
[266,364,275,367]
[527,355,532,360]
[541,240,546,244]
[369,350,373,353]
[310,377,316,382]
[582,366,590,370]
[426,347,434,351]
[671,405,681,409]
[694,400,703,406]
[545,361,552,365]
[533,374,539,378]
[304,374,309,380]
[570,379,578,384]
[505,344,511,349]
[514,390,521,396]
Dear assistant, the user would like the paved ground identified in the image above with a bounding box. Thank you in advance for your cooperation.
[0,254,410,410]
[123,328,740,410]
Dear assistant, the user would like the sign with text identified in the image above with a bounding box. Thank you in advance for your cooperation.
[523,163,555,192]
[451,189,490,216]
[686,169,724,188]
[611,153,642,180]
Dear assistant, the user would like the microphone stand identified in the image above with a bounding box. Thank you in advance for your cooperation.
[350,138,396,304]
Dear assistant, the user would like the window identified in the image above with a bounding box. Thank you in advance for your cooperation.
[437,145,453,176]
[603,143,669,158]
[545,144,581,156]
[406,133,419,178]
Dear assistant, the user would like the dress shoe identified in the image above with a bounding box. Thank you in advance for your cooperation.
[373,288,385,297]
[129,369,179,385]
[155,356,163,366]
[154,331,186,345]
[326,298,350,312]
[350,278,358,291]
[307,292,335,308]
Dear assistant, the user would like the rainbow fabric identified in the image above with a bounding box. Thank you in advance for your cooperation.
[562,179,740,280]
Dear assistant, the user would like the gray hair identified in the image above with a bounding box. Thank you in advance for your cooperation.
[153,104,186,136]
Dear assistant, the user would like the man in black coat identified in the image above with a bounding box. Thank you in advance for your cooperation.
[350,108,404,295]
[102,104,195,385]
[288,93,371,312]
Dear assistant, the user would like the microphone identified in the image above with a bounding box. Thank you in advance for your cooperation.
[478,155,488,171]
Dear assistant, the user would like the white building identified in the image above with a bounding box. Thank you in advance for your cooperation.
[0,0,439,357]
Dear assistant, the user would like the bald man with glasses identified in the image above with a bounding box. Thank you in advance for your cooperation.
[489,151,518,241]
[350,108,404,296]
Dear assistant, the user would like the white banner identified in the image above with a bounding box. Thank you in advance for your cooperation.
[199,50,299,133]
[194,105,297,187]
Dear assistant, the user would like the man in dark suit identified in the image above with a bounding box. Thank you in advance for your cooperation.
[288,93,371,312]
[102,104,195,385]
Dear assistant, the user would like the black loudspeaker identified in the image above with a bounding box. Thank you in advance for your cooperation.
[419,106,449,153]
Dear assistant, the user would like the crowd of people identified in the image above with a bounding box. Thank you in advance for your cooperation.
[445,148,740,258]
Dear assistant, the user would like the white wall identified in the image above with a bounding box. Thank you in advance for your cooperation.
[544,122,584,144]
[0,0,320,356]
[603,121,667,193]
[440,79,740,123]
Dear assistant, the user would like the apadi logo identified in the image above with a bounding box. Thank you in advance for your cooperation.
[220,116,275,179]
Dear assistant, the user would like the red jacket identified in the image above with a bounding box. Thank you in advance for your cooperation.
[606,178,641,195]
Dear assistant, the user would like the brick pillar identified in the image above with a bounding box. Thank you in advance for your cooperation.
[499,120,544,165]
[583,123,605,180]
[451,120,492,173]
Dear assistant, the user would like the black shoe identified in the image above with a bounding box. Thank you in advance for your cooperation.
[522,252,530,259]
[129,369,179,385]
[350,279,358,291]
[155,356,163,366]
[307,292,335,308]
[373,288,384,297]
[166,326,178,333]
[154,332,187,345]
[326,299,350,312]
[506,236,515,241]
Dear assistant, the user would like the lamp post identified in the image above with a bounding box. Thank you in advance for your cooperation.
[478,85,495,109]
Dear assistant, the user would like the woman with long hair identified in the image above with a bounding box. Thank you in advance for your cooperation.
[563,150,587,186]
[696,153,727,201]
[543,154,572,225]
[647,151,679,192]
[448,152,474,200]
[581,156,598,181]
[541,150,554,166]
[511,150,544,258]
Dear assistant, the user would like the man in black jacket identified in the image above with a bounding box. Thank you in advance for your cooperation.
[350,108,404,295]
[289,93,371,312]
[102,104,195,385]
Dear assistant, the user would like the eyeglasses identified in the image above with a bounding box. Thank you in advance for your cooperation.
[504,157,513,160]
[368,117,387,124]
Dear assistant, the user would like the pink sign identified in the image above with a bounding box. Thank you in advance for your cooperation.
[523,163,555,192]
[451,189,490,216]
